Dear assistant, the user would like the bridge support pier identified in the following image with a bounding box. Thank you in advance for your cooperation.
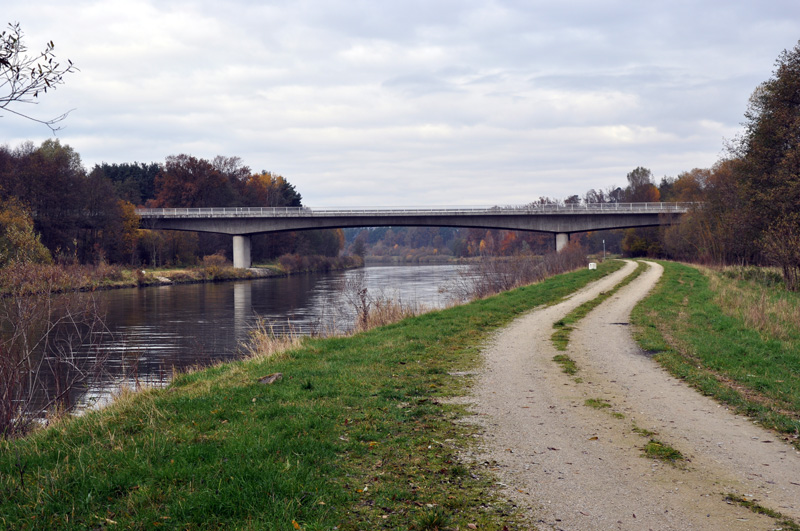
[555,233,569,252]
[233,235,251,269]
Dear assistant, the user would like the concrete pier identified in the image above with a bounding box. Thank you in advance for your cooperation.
[555,233,569,252]
[232,235,251,269]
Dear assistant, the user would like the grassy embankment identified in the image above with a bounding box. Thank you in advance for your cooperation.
[0,260,622,530]
[631,261,800,449]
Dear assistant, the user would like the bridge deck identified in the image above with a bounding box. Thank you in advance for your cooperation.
[136,202,694,218]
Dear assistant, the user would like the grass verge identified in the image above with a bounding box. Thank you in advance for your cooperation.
[630,261,800,450]
[724,494,800,531]
[0,260,622,529]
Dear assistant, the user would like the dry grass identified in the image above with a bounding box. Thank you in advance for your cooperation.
[445,244,588,302]
[243,318,305,360]
[707,267,800,341]
[351,297,428,334]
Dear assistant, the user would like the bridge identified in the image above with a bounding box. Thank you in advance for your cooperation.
[136,202,694,268]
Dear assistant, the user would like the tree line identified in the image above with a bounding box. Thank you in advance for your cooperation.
[0,144,344,267]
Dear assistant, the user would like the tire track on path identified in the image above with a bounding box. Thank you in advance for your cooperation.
[466,260,800,530]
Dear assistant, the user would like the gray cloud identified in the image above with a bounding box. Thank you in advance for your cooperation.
[2,0,800,206]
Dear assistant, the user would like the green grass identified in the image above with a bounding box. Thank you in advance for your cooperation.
[630,261,800,449]
[632,424,656,438]
[553,354,578,375]
[631,424,685,465]
[724,494,800,530]
[584,398,611,409]
[0,259,623,530]
[642,439,685,463]
[551,260,645,351]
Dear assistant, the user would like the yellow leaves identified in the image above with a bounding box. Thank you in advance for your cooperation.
[292,520,301,529]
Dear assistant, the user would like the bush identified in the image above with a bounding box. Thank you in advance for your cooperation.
[202,252,229,268]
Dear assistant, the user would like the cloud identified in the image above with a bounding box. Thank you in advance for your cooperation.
[2,0,800,205]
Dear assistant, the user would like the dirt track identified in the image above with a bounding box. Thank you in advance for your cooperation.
[465,260,800,530]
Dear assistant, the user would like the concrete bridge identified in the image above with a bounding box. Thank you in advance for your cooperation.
[136,203,693,268]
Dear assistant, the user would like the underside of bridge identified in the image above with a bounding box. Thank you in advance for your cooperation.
[141,210,683,268]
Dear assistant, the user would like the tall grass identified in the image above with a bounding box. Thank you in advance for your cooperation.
[446,243,588,302]
[242,318,305,360]
[631,261,800,446]
[710,266,800,341]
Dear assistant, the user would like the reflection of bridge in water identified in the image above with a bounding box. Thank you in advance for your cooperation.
[136,203,694,268]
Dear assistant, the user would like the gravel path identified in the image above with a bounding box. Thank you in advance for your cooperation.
[466,260,800,530]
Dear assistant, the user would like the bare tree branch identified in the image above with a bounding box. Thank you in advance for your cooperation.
[0,22,78,133]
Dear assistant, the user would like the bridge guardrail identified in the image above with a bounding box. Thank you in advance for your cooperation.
[135,202,697,218]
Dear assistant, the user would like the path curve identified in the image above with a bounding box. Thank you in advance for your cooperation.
[466,260,800,530]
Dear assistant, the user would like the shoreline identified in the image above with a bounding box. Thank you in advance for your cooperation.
[0,256,365,297]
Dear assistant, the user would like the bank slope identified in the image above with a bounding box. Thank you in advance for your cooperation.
[0,261,623,530]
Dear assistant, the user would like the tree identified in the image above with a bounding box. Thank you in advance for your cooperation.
[0,197,51,265]
[1,23,77,131]
[733,41,800,288]
[118,200,141,264]
[94,162,160,205]
[5,139,88,258]
[351,234,366,258]
[152,154,239,208]
[625,167,660,202]
[241,171,302,207]
[619,167,661,257]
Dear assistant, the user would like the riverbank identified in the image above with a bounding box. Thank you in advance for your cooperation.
[0,255,364,296]
[0,260,622,529]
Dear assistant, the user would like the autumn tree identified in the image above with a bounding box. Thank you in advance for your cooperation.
[0,197,51,265]
[624,167,660,202]
[732,41,800,288]
[0,23,77,131]
[241,171,302,207]
[620,167,661,256]
[1,139,88,258]
[152,154,240,208]
[117,200,141,264]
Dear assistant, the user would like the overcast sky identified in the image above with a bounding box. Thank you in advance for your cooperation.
[3,1,800,206]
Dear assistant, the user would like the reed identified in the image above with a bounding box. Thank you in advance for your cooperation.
[243,318,304,360]
[351,296,426,333]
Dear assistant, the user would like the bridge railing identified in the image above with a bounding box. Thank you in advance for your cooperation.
[135,202,697,218]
